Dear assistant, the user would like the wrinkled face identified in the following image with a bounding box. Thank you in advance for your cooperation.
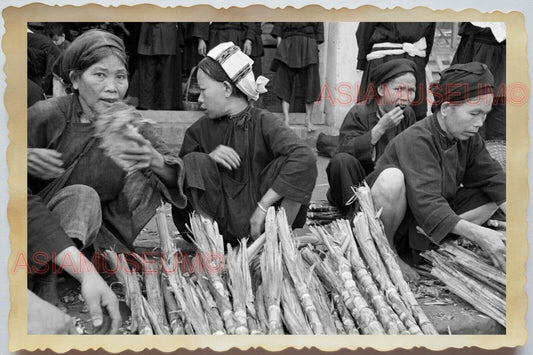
[377,73,417,112]
[71,54,128,116]
[440,94,494,140]
[197,69,231,119]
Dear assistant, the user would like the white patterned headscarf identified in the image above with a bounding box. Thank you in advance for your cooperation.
[207,42,269,101]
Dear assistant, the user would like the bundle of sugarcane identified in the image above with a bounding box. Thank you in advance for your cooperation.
[254,283,270,334]
[437,242,506,295]
[93,101,154,171]
[227,240,263,334]
[311,226,385,335]
[155,206,214,334]
[331,220,410,335]
[194,275,226,334]
[188,213,236,334]
[104,251,153,335]
[259,207,284,334]
[354,184,437,335]
[277,209,325,334]
[421,248,506,327]
[161,274,186,334]
[280,274,313,334]
[138,255,170,334]
[351,213,423,334]
[300,247,359,335]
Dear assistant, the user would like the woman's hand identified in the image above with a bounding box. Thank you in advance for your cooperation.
[198,39,207,57]
[250,205,267,239]
[80,273,122,334]
[28,148,65,179]
[475,227,506,271]
[116,133,164,173]
[243,39,252,55]
[209,145,241,170]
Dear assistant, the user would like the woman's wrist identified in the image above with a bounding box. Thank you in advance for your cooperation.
[257,201,268,214]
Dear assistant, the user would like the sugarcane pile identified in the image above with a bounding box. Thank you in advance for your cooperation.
[103,184,437,335]
[421,240,506,328]
[307,200,343,225]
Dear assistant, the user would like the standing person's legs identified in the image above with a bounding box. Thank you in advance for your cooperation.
[303,63,321,132]
[271,62,294,126]
[137,55,157,110]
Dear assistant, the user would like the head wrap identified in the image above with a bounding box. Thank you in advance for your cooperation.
[430,62,494,112]
[207,42,268,101]
[371,58,417,87]
[59,29,126,86]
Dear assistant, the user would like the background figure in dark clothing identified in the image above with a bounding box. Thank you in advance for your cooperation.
[135,23,183,110]
[356,22,436,120]
[193,22,263,78]
[452,22,506,141]
[327,59,417,218]
[27,30,61,95]
[270,22,324,132]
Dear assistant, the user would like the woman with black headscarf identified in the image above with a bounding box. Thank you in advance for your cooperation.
[27,30,186,323]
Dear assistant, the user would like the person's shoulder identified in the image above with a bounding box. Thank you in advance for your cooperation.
[28,95,72,117]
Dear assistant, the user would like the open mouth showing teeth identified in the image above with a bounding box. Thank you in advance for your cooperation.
[101,99,117,103]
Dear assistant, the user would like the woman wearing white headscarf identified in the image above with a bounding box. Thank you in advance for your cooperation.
[172,42,317,245]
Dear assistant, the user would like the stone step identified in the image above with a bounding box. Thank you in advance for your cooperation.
[140,110,328,152]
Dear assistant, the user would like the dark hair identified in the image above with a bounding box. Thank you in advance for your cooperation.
[197,57,247,100]
[60,29,127,87]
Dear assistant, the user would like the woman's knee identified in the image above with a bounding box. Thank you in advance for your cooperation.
[371,168,405,200]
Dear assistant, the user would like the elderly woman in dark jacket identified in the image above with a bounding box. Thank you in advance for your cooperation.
[27,29,186,328]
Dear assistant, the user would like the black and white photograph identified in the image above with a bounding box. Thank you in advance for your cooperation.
[2,2,530,353]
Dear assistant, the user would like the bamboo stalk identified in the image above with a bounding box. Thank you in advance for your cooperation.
[161,275,185,334]
[312,226,385,335]
[355,184,438,334]
[277,208,324,334]
[351,213,422,334]
[143,256,170,334]
[333,220,410,335]
[260,207,283,334]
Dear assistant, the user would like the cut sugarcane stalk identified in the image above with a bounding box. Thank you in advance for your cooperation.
[351,213,422,334]
[277,208,324,334]
[355,184,437,334]
[333,220,409,335]
[260,207,283,334]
